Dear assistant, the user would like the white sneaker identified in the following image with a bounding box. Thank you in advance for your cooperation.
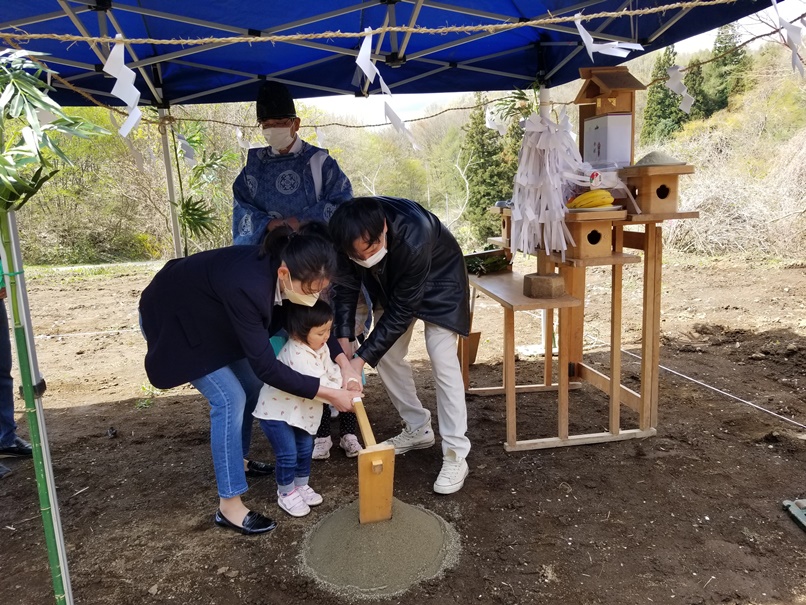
[296,484,323,507]
[277,489,311,517]
[433,457,469,495]
[382,422,435,454]
[339,434,363,458]
[312,436,332,460]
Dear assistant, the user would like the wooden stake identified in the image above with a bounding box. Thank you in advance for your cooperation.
[353,398,395,524]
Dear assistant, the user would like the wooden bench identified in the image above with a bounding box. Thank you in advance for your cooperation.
[461,271,583,451]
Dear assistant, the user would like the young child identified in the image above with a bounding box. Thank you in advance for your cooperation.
[253,300,351,517]
[312,287,371,460]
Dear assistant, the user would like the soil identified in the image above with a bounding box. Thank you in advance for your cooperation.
[2,252,806,605]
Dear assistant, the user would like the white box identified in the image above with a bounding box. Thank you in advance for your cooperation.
[583,113,632,168]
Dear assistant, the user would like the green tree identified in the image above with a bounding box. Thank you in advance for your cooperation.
[683,61,707,121]
[460,92,516,244]
[704,24,751,113]
[640,45,686,144]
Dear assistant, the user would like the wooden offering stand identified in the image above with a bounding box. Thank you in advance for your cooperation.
[459,65,698,452]
[462,197,698,452]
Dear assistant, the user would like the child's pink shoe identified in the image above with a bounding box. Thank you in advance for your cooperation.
[277,489,310,517]
[339,434,363,458]
[296,484,323,506]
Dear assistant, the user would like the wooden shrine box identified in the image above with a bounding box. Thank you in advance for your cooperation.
[617,164,695,214]
[574,67,646,166]
[564,209,626,260]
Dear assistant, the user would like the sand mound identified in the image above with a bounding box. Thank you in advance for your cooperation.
[298,499,461,600]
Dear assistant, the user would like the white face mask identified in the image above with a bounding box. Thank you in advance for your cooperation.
[352,232,388,269]
[263,127,295,150]
[282,276,320,307]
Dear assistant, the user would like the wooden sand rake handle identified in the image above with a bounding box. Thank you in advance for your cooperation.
[352,396,376,447]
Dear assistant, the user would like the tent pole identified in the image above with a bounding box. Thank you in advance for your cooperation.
[0,211,73,605]
[539,85,551,119]
[158,107,183,258]
[539,85,551,353]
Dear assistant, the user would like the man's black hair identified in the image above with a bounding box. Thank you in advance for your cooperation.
[285,299,334,343]
[328,197,386,257]
[261,221,335,292]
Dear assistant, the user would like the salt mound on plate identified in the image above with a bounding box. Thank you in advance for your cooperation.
[635,151,686,166]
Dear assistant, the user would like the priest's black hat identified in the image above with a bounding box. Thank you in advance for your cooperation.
[256,81,297,121]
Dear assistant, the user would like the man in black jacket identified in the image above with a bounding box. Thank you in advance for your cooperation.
[329,196,471,494]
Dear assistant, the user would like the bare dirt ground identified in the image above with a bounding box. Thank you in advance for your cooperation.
[2,251,806,605]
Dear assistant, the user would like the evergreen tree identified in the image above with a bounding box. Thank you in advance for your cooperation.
[683,61,707,121]
[640,45,686,144]
[460,92,516,243]
[704,24,751,112]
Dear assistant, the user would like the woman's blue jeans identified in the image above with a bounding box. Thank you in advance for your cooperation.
[191,358,263,499]
[259,419,313,489]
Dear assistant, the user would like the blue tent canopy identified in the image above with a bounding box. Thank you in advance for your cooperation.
[2,0,768,108]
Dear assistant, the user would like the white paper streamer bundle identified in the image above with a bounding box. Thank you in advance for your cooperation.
[102,35,142,137]
[510,110,587,259]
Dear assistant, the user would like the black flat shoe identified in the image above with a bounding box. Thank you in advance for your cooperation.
[0,463,11,479]
[0,436,32,458]
[214,509,277,535]
[245,460,274,477]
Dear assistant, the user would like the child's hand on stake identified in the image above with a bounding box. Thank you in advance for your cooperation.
[320,386,356,413]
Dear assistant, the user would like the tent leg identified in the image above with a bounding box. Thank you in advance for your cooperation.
[159,107,183,259]
[0,211,73,605]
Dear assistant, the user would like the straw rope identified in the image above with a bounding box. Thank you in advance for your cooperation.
[642,10,806,88]
[0,0,741,47]
[3,3,802,132]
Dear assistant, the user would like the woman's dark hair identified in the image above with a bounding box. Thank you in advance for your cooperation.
[328,197,386,256]
[285,299,334,342]
[261,221,336,293]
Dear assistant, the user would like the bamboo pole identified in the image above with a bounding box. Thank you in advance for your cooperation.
[0,211,73,605]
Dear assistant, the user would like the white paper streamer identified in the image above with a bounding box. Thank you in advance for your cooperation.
[575,15,643,61]
[176,133,196,167]
[772,0,804,77]
[485,106,508,135]
[235,128,262,150]
[666,65,695,114]
[384,102,420,151]
[236,128,250,150]
[356,27,391,95]
[118,107,141,138]
[314,126,328,149]
[101,35,142,137]
[108,109,144,171]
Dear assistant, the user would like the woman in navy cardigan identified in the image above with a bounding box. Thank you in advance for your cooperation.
[139,225,359,535]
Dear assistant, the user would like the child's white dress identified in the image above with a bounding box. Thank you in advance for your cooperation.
[253,339,343,434]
